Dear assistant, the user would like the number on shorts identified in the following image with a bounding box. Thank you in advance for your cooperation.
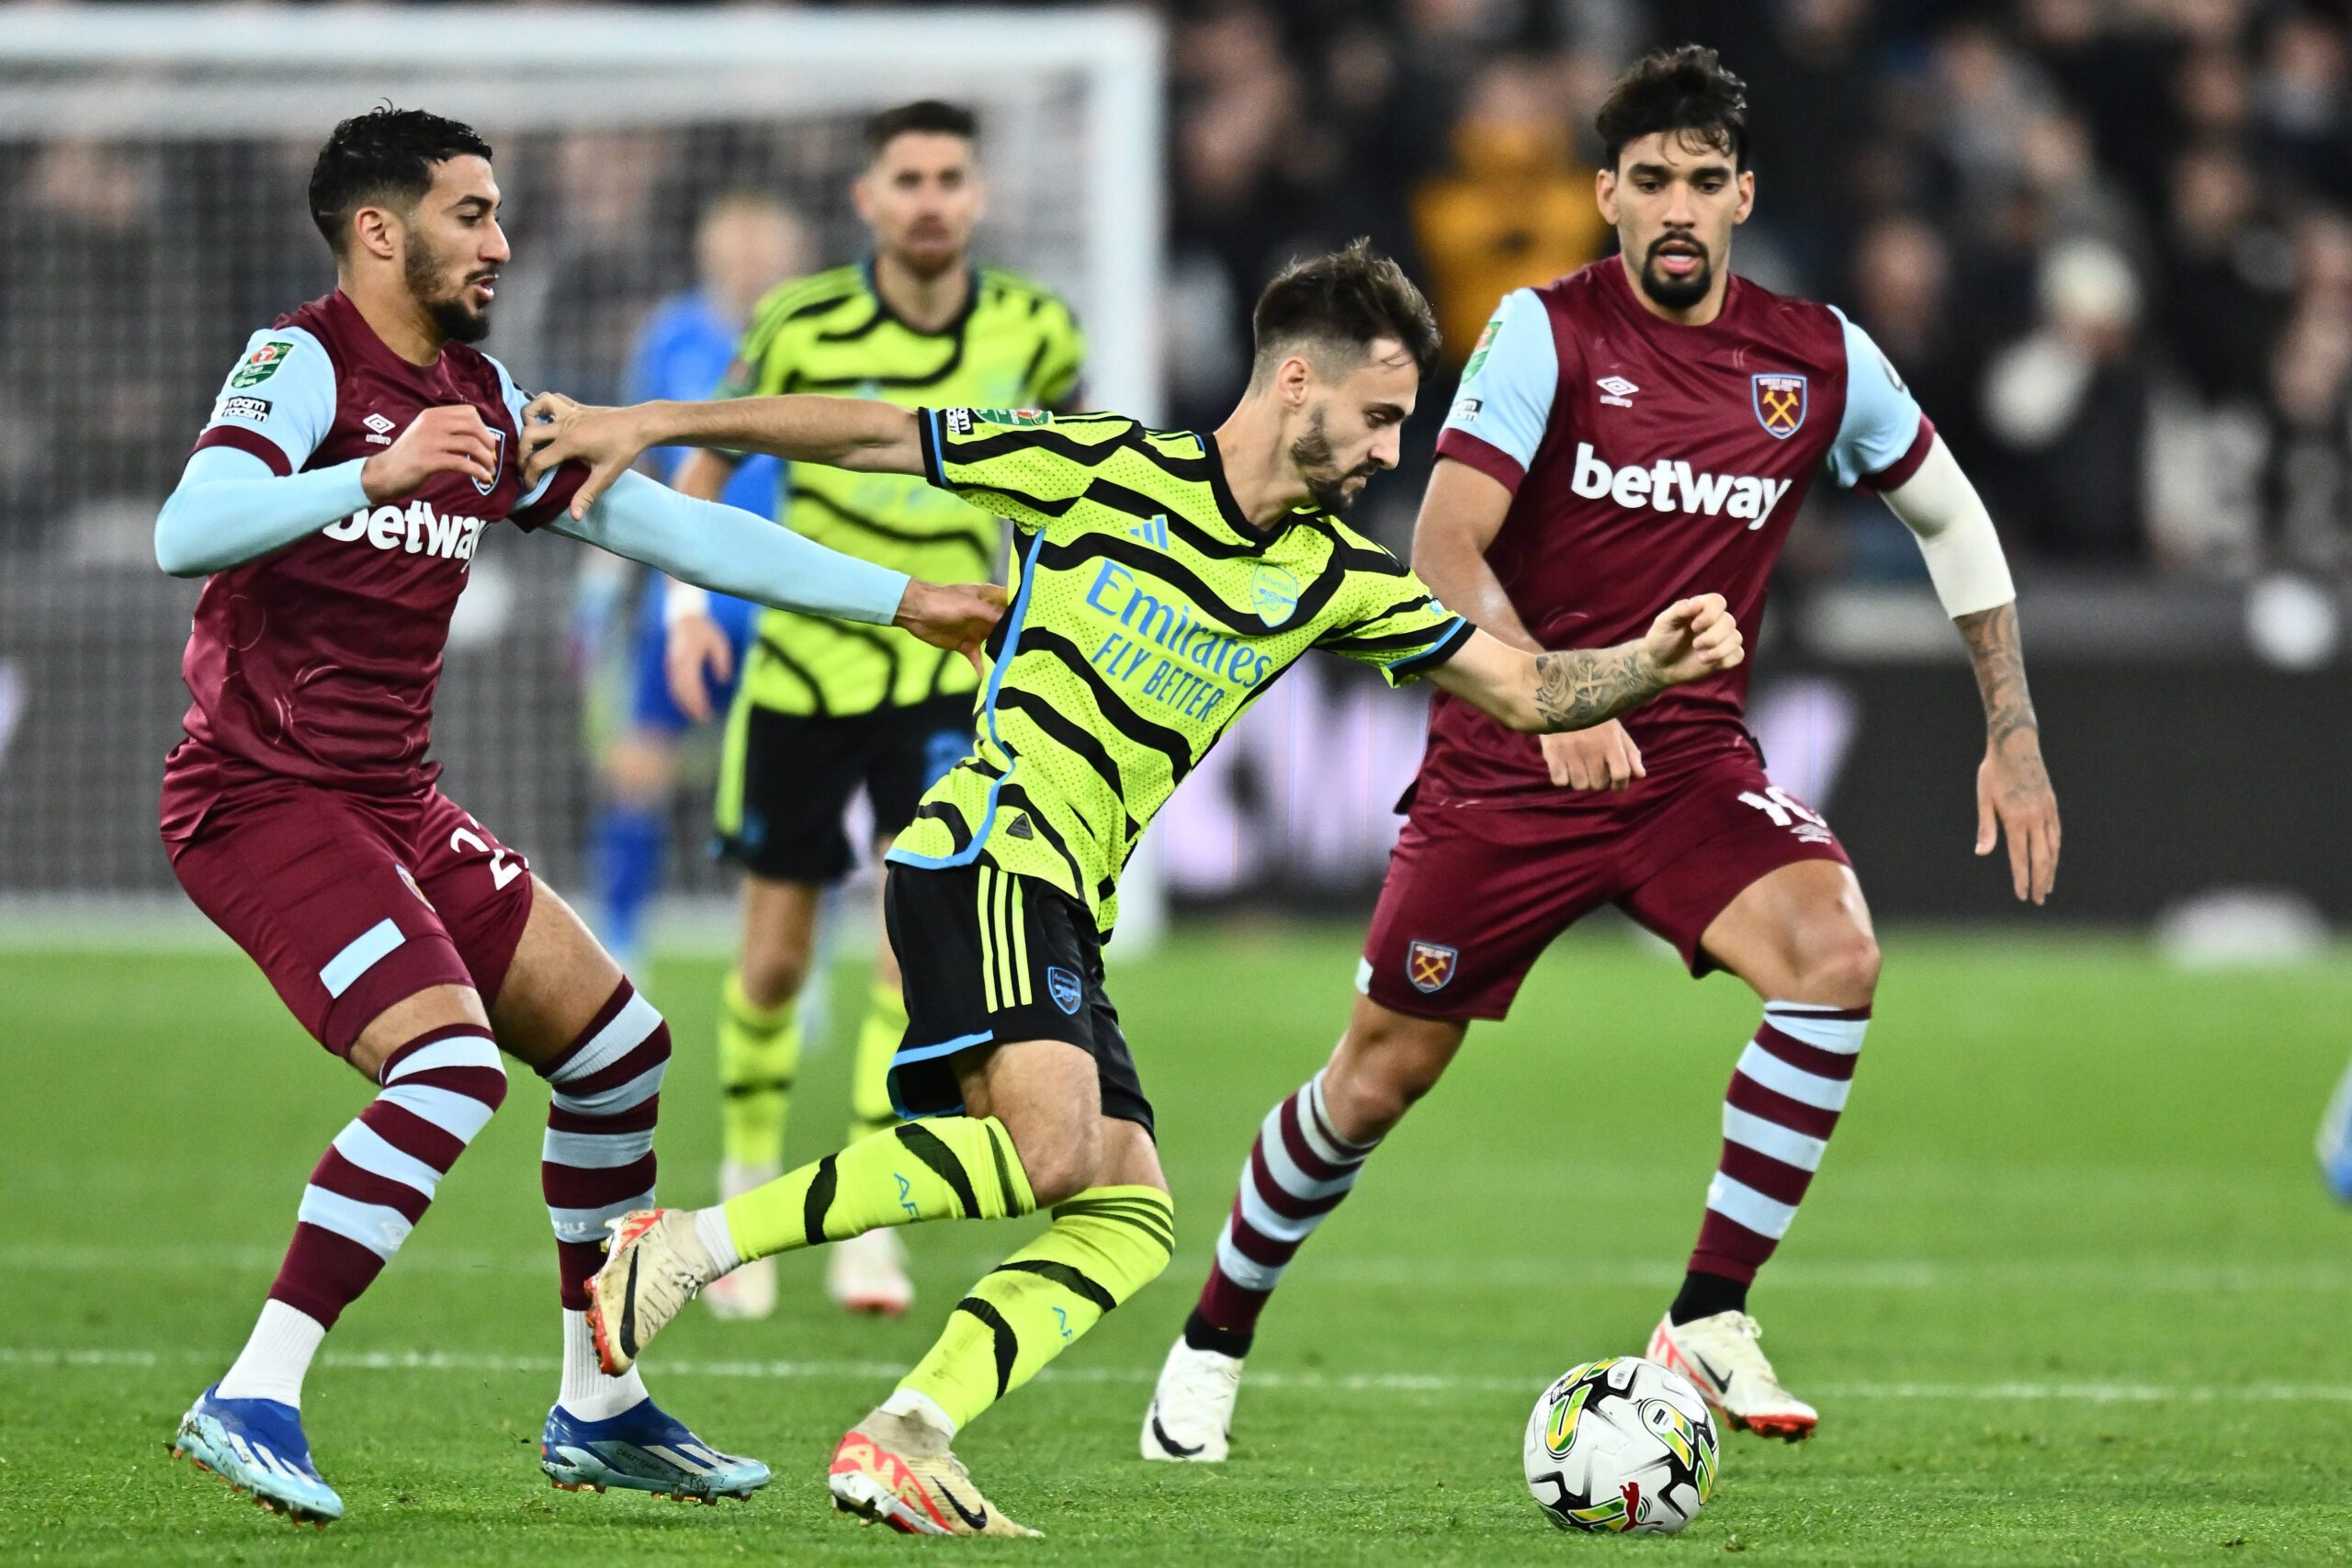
[1737,786,1828,830]
[449,827,523,889]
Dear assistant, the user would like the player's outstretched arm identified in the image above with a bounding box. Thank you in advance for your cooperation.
[550,469,1003,672]
[1425,595,1743,733]
[1878,434,2060,904]
[520,391,924,521]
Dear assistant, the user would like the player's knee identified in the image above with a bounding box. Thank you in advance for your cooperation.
[1017,1129,1102,1208]
[736,947,809,1011]
[1801,927,1880,1010]
[1327,1021,1453,1141]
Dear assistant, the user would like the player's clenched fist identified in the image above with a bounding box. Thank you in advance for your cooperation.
[361,404,502,502]
[1640,594,1742,685]
[894,581,1010,676]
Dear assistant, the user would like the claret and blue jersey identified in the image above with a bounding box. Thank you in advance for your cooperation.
[1420,259,1936,802]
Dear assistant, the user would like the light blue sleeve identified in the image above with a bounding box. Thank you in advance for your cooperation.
[549,469,909,626]
[153,445,371,578]
[1827,309,1928,488]
[1436,288,1557,482]
[196,326,338,475]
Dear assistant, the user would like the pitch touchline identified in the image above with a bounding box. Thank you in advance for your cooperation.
[9,1348,2352,1404]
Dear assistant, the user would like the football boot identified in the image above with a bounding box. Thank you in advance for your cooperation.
[828,1408,1036,1537]
[1647,1311,1817,1440]
[1140,1337,1242,1461]
[825,1228,914,1318]
[171,1385,344,1527]
[540,1398,769,1502]
[586,1208,721,1374]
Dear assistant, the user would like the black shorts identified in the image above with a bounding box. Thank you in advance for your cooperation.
[714,695,974,884]
[881,860,1154,1138]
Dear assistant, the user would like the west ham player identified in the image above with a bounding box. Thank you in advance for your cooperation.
[151,107,1000,1527]
[1146,47,2061,1458]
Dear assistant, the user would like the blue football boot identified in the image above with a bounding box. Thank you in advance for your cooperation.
[540,1399,770,1503]
[2319,1058,2352,1201]
[171,1384,345,1527]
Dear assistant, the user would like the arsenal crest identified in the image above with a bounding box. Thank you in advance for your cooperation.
[1751,373,1806,438]
[1406,940,1458,994]
[1047,965,1083,1015]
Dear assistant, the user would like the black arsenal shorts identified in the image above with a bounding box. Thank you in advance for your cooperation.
[881,859,1154,1137]
[715,694,974,884]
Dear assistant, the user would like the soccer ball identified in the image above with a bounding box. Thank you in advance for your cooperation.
[1522,1356,1719,1534]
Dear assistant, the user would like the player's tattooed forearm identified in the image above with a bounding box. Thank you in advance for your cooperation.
[1532,645,1662,731]
[1957,602,2038,747]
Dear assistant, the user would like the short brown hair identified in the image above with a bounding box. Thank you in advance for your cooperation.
[864,99,978,162]
[1250,239,1442,383]
[1595,45,1750,171]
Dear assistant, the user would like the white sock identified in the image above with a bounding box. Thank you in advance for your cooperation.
[215,1300,326,1408]
[879,1386,957,1441]
[695,1205,743,1273]
[558,1309,649,1421]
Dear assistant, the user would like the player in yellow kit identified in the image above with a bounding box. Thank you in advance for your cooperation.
[662,101,1083,1319]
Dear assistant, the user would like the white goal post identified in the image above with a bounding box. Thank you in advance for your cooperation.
[0,5,1169,944]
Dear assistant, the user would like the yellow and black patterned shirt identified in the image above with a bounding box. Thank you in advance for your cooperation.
[719,260,1084,716]
[888,409,1476,932]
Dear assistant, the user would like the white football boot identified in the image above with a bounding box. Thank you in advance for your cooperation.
[702,1161,777,1321]
[1647,1311,1817,1440]
[1140,1337,1242,1461]
[586,1209,723,1374]
[825,1227,915,1317]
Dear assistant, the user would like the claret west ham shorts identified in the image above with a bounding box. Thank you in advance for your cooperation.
[882,859,1153,1136]
[1360,734,1851,1022]
[165,770,536,1057]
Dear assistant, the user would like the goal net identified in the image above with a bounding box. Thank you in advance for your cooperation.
[0,6,1164,921]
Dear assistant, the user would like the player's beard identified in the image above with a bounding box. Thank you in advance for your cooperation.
[406,241,495,345]
[1637,234,1715,311]
[1289,410,1379,515]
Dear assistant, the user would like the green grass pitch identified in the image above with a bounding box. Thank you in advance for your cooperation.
[5,924,2352,1564]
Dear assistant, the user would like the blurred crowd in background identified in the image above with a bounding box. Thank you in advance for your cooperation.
[3,0,2350,585]
[1159,0,2352,586]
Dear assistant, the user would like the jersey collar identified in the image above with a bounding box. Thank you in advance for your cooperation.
[859,254,982,339]
[1200,431,1329,551]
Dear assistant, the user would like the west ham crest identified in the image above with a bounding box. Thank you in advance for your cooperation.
[1751,373,1807,439]
[477,426,506,495]
[1406,940,1458,994]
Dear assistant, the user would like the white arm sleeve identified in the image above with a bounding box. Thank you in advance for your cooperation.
[1878,434,2018,617]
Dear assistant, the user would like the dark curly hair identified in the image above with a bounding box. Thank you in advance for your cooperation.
[1594,45,1750,172]
[309,106,492,254]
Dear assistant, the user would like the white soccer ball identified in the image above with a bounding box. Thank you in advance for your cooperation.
[1522,1356,1719,1535]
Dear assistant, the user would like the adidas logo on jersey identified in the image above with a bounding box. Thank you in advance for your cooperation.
[321,498,487,563]
[1569,442,1794,531]
[1127,514,1170,549]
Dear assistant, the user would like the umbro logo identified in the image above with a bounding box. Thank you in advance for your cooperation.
[363,412,396,446]
[1597,376,1639,409]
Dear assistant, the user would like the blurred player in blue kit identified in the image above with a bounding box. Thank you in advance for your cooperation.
[582,193,806,968]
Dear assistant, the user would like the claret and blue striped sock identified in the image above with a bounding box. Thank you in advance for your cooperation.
[216,1025,508,1405]
[1672,1003,1871,1323]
